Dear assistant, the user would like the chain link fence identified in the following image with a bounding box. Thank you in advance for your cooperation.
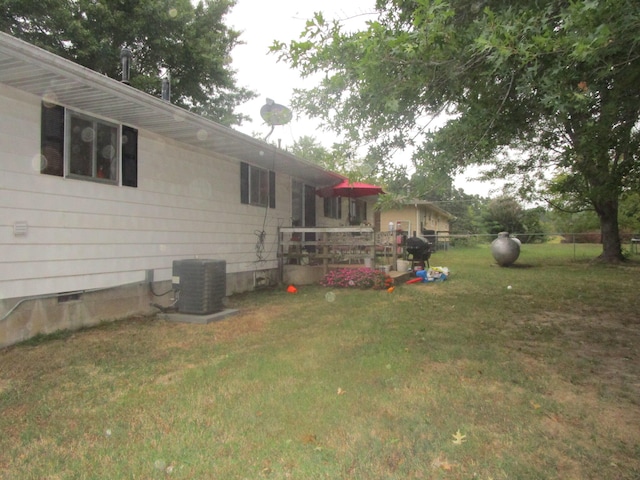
[435,232,640,259]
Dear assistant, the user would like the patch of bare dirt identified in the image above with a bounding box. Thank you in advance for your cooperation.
[511,309,640,469]
[209,305,282,341]
[529,311,640,402]
[0,306,282,389]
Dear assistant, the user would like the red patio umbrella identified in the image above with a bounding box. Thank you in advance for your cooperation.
[316,180,385,198]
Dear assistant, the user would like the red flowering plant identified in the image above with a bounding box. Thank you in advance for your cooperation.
[320,268,394,290]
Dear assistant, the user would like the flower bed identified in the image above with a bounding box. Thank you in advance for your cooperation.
[320,268,394,290]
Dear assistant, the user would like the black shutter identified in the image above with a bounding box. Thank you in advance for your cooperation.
[121,126,138,187]
[338,196,342,219]
[240,162,249,204]
[269,170,276,209]
[40,103,65,176]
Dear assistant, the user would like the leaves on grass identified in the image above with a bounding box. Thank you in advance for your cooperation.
[530,400,541,410]
[431,454,455,471]
[546,413,562,423]
[452,429,467,445]
[337,387,346,395]
[301,434,317,444]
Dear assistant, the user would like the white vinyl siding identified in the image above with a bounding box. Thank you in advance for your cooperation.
[0,84,292,299]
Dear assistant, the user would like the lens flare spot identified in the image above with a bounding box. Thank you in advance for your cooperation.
[325,291,336,303]
[81,127,94,142]
[41,91,59,107]
[101,145,116,160]
[196,129,208,141]
[359,163,374,176]
[32,154,46,172]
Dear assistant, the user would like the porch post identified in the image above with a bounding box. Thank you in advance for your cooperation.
[391,224,397,271]
[322,231,329,275]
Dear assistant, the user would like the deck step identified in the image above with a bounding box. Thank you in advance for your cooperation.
[389,270,412,284]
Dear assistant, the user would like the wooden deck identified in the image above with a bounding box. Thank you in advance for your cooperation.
[278,226,403,267]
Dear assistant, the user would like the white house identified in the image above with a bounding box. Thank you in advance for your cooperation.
[0,32,367,347]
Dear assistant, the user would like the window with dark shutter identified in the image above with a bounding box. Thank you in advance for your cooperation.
[240,162,249,204]
[40,102,138,187]
[41,103,65,176]
[121,126,138,187]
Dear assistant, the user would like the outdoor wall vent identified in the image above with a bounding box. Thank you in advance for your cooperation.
[172,259,226,315]
[13,221,28,236]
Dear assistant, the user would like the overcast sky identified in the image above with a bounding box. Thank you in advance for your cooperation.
[226,0,502,196]
[226,0,373,142]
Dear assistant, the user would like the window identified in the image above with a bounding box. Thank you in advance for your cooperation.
[68,112,118,182]
[349,198,367,225]
[292,180,303,226]
[323,196,341,219]
[240,162,275,208]
[40,102,138,187]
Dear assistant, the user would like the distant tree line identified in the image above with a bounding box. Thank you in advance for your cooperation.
[291,135,640,245]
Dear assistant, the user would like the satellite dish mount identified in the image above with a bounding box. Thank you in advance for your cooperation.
[260,98,293,141]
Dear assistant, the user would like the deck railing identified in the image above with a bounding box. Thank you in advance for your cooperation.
[278,227,404,271]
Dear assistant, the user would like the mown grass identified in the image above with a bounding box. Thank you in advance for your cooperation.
[1,243,639,479]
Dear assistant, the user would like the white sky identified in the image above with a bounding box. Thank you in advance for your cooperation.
[226,0,372,142]
[226,0,503,197]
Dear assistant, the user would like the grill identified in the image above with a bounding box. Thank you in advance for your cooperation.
[405,236,432,270]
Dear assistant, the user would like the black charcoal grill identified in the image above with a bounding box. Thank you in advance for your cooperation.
[406,236,432,270]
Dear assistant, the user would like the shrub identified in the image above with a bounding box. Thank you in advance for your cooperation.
[320,268,394,290]
[450,235,486,248]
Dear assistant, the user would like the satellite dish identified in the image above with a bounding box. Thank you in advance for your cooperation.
[260,98,293,126]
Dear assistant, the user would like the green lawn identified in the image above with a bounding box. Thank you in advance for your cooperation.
[1,244,639,479]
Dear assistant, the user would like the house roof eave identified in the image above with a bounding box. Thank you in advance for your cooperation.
[0,32,342,186]
[405,199,454,219]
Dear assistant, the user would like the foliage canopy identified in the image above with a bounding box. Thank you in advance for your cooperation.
[274,0,640,261]
[1,0,255,126]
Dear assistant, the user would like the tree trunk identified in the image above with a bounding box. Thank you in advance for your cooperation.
[594,197,624,263]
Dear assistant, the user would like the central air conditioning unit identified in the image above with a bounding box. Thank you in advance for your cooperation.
[172,259,226,315]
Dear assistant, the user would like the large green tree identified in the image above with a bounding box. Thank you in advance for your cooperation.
[290,135,350,173]
[1,0,255,125]
[274,0,640,262]
[483,196,525,235]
